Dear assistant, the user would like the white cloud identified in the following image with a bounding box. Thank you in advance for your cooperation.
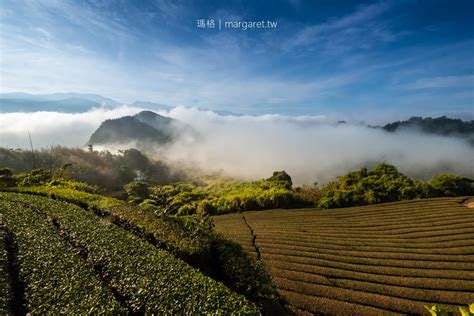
[285,1,393,52]
[1,106,473,184]
[0,106,143,148]
[407,75,474,90]
[158,107,474,184]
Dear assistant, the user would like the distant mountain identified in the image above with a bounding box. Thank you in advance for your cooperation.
[0,97,101,113]
[0,92,121,112]
[88,110,189,147]
[382,116,474,145]
[208,109,244,116]
[132,101,173,111]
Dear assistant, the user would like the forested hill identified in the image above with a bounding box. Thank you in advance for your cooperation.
[383,116,474,137]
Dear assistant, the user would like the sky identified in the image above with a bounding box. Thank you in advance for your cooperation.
[0,0,473,118]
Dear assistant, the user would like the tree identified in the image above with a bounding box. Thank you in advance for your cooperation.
[431,174,474,197]
[267,171,292,188]
[124,180,150,203]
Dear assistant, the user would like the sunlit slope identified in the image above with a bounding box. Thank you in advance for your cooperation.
[213,197,474,315]
[0,192,257,315]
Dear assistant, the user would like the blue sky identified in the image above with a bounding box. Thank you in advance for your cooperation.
[0,0,473,118]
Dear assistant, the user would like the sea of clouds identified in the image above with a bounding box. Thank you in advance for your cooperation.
[1,106,473,184]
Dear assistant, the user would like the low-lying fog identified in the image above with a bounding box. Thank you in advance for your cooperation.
[1,106,473,184]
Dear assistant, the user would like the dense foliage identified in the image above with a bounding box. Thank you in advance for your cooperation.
[137,171,297,216]
[319,164,474,208]
[0,195,124,314]
[1,180,279,311]
[382,116,474,145]
[0,147,185,193]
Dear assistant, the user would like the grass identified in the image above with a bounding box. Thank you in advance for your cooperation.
[213,197,474,314]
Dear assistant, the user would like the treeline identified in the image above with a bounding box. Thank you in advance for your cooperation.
[382,116,474,145]
[125,171,301,215]
[125,164,474,213]
[1,147,473,213]
[0,147,186,194]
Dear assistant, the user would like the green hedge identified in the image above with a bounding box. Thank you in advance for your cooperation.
[1,186,278,310]
[1,192,258,314]
[4,186,212,261]
[0,195,123,314]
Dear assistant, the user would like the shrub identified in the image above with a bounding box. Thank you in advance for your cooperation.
[124,180,150,203]
[13,169,51,186]
[148,176,296,216]
[318,164,428,208]
[0,168,13,187]
[431,174,474,197]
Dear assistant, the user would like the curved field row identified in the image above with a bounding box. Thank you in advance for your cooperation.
[248,211,474,229]
[262,253,474,280]
[257,231,474,246]
[272,276,459,315]
[259,243,474,262]
[255,238,474,255]
[213,197,474,315]
[266,261,474,293]
[253,227,474,241]
[266,264,474,292]
[279,289,401,316]
[248,212,471,228]
[256,235,474,249]
[0,192,257,314]
[248,221,474,238]
[245,199,466,221]
[259,247,474,270]
[269,268,473,304]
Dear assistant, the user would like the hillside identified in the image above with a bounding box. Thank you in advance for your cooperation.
[88,113,173,145]
[0,190,261,314]
[87,110,194,147]
[213,197,474,315]
[382,116,474,145]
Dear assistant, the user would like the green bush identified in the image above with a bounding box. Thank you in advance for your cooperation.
[12,169,51,186]
[431,174,474,197]
[0,168,13,187]
[318,164,474,209]
[148,175,295,216]
[319,164,427,208]
[124,180,150,203]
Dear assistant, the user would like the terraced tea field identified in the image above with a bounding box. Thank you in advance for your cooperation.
[213,197,474,315]
[0,192,257,314]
